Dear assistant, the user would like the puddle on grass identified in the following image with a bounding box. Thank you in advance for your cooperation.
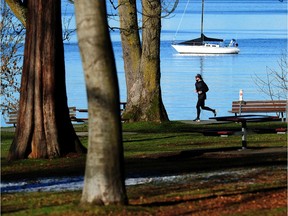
[1,166,284,193]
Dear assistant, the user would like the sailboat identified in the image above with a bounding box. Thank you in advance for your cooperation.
[172,0,240,55]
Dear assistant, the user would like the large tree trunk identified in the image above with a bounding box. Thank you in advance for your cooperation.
[118,0,142,104]
[8,0,86,160]
[75,0,127,205]
[139,0,168,122]
[119,0,169,122]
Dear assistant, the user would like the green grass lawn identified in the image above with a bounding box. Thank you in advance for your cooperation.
[1,121,287,215]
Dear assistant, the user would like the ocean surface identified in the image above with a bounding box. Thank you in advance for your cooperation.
[2,0,287,125]
[65,0,287,121]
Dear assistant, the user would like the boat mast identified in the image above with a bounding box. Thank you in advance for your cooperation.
[201,0,204,41]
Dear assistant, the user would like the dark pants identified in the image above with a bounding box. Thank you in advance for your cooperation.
[196,97,214,118]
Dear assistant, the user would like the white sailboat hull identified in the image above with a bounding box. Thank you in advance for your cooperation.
[172,44,240,54]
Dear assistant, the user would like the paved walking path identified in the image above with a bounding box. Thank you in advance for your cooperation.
[178,119,229,125]
[0,119,227,133]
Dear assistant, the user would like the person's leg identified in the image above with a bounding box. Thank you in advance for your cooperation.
[200,100,216,116]
[194,98,203,121]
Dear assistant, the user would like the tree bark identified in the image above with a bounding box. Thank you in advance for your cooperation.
[119,0,169,122]
[8,0,86,160]
[75,0,127,205]
[118,0,142,102]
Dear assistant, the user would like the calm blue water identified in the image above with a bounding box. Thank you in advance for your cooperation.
[1,0,287,126]
[65,0,287,121]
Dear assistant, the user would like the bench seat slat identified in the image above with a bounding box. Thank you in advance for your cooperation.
[232,103,286,107]
[231,108,286,113]
[232,102,286,106]
[232,100,286,103]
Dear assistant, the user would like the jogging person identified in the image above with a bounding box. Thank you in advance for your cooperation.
[193,74,216,122]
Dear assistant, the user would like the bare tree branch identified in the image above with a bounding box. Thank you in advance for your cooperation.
[1,2,25,115]
[253,51,288,100]
[5,0,27,27]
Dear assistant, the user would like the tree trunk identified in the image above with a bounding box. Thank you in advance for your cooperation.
[8,0,86,160]
[119,0,169,122]
[75,0,127,205]
[118,0,142,104]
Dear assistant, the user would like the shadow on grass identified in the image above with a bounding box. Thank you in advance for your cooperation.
[125,147,287,178]
[136,186,286,208]
[123,135,184,143]
[2,146,286,182]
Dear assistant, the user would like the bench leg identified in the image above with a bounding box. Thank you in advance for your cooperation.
[281,112,284,122]
[241,121,247,149]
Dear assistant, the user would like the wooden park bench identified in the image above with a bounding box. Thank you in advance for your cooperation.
[69,107,88,123]
[202,129,242,137]
[275,128,287,134]
[6,102,127,126]
[229,100,287,121]
[5,111,18,127]
[5,107,86,127]
[72,102,127,122]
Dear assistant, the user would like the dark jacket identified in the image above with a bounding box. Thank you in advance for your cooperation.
[195,80,209,100]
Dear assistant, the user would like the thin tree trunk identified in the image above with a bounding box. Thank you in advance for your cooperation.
[8,0,85,160]
[75,0,127,205]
